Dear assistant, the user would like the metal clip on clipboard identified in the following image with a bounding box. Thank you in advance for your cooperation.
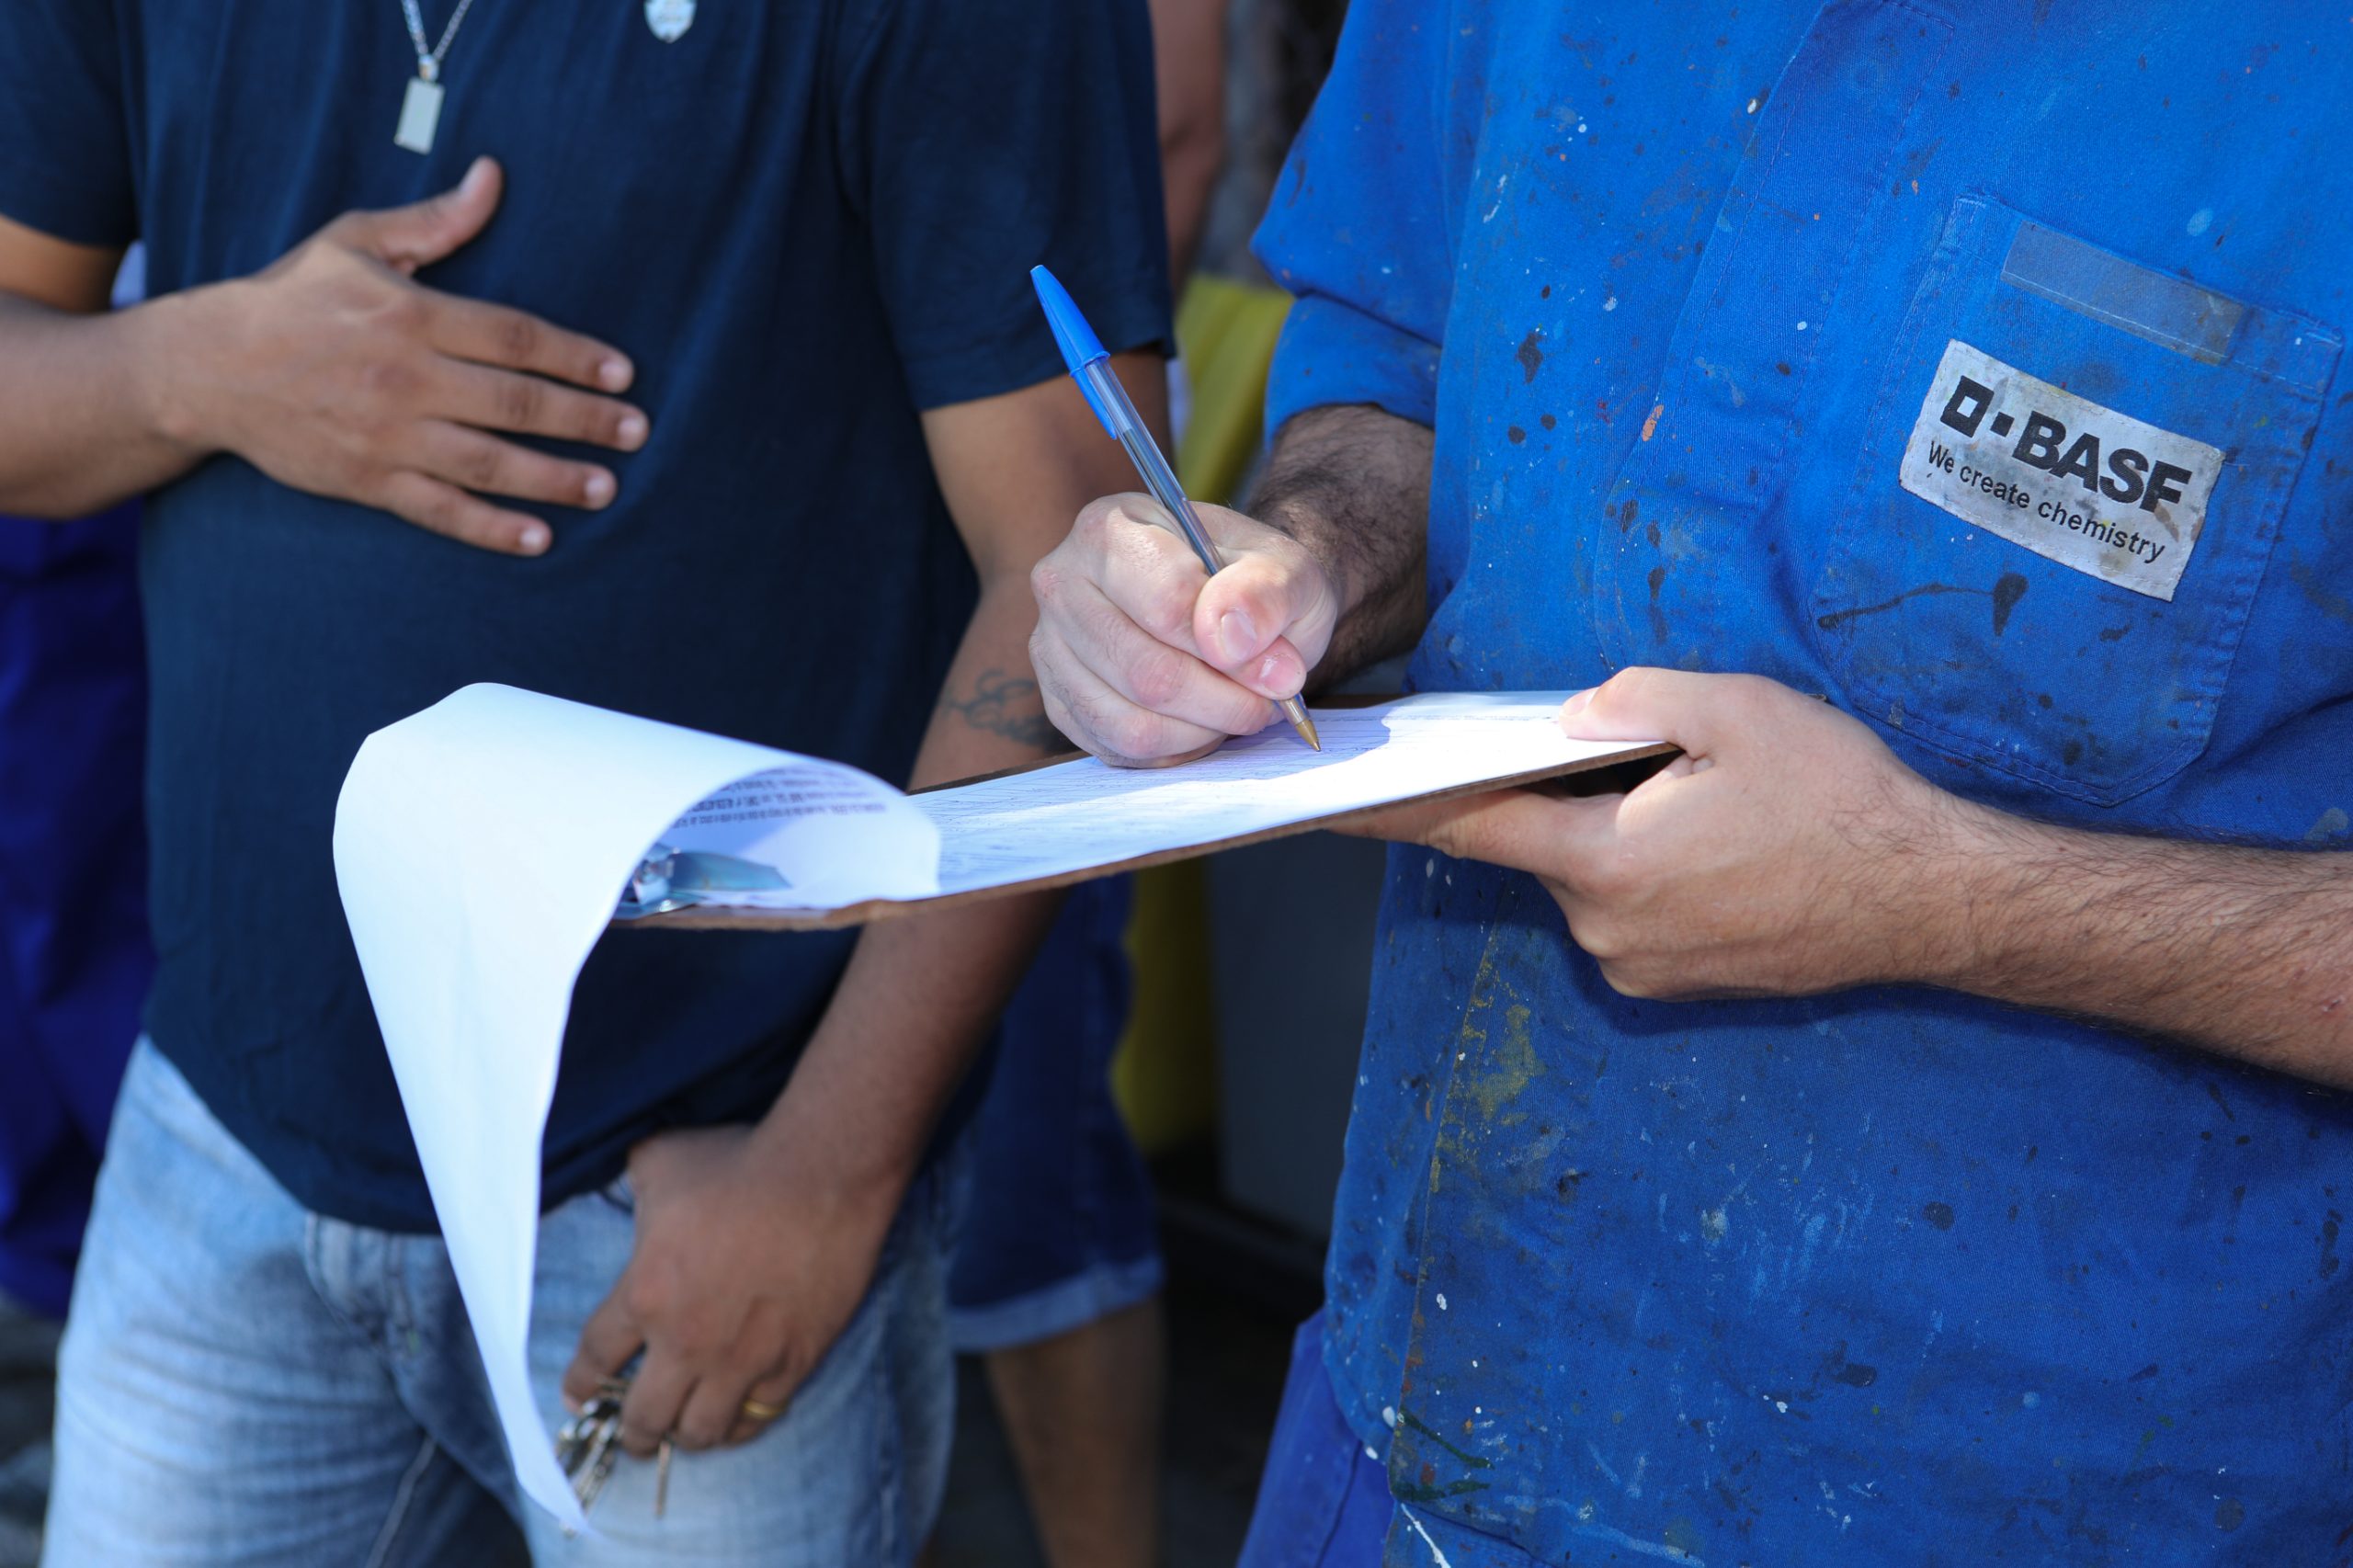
[612,843,790,920]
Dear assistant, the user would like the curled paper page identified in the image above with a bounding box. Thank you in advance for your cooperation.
[330,684,936,1527]
[333,684,1664,1522]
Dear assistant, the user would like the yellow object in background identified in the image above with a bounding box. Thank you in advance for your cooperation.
[1108,274,1291,1155]
[1174,275,1296,501]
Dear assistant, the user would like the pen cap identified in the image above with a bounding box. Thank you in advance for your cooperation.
[1030,265,1121,439]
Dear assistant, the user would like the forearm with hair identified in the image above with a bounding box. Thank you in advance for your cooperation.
[1249,404,1432,689]
[1929,804,2353,1086]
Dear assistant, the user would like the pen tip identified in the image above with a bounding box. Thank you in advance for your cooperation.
[1278,695,1321,751]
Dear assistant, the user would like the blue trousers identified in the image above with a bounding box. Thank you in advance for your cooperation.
[0,506,149,1316]
[946,876,1163,1351]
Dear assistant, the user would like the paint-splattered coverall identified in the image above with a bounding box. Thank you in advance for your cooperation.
[1239,2,2353,1562]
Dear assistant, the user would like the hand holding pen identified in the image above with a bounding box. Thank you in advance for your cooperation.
[1030,267,1324,755]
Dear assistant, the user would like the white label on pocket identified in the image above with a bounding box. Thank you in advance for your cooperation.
[1898,340,2223,601]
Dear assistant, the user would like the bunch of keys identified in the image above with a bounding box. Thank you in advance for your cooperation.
[555,1378,673,1520]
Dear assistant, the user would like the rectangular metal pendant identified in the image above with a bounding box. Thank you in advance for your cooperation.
[394,76,444,154]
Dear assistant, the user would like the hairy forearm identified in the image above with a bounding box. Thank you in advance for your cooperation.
[0,290,210,515]
[1924,802,2353,1085]
[749,575,1063,1189]
[1251,404,1432,689]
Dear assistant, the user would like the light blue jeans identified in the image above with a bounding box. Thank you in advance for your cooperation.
[41,1041,958,1567]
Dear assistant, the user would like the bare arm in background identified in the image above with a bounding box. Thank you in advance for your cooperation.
[563,357,1173,1456]
[0,160,645,552]
[1149,0,1230,282]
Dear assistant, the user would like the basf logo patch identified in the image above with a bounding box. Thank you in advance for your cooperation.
[1898,340,2223,601]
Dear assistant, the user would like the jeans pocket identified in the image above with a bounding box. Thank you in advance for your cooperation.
[1811,192,2341,804]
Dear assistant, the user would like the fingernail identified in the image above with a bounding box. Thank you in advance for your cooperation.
[1218,610,1259,664]
[462,157,492,193]
[1253,651,1302,698]
[518,524,551,554]
[1561,687,1596,715]
[602,358,634,392]
[617,411,647,447]
[584,472,615,507]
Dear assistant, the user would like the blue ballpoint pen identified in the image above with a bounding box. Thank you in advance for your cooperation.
[1029,265,1321,752]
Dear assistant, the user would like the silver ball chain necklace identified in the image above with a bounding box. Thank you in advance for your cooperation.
[392,0,481,153]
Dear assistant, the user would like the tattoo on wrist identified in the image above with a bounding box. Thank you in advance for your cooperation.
[941,668,1063,750]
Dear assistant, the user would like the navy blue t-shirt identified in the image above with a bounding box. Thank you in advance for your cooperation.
[0,0,1169,1231]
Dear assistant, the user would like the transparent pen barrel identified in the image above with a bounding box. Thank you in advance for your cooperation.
[1078,358,1319,749]
[1080,359,1225,576]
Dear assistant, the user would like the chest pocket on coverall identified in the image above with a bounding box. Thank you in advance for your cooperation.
[1812,194,2340,805]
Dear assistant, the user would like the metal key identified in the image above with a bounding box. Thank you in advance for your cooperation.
[576,1444,621,1513]
[556,1381,629,1517]
[555,1401,614,1475]
[555,1382,624,1471]
[575,1425,622,1514]
[556,1379,675,1522]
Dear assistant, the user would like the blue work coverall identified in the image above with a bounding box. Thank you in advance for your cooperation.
[1252,3,2353,1562]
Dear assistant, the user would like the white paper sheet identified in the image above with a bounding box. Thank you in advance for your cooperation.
[654,762,940,908]
[331,684,934,1527]
[334,685,1655,1526]
[913,691,1637,898]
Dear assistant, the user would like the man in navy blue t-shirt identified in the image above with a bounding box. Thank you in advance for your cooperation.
[0,3,1169,1562]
